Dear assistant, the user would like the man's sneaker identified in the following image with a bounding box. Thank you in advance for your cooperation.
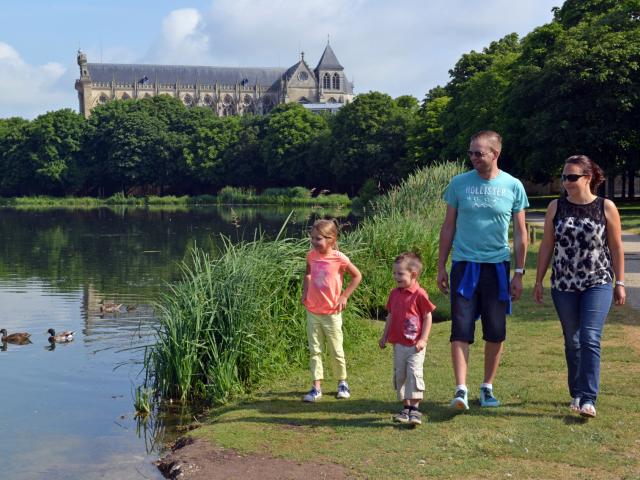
[336,381,351,399]
[479,387,500,407]
[450,389,469,410]
[393,408,410,423]
[408,410,422,426]
[303,386,322,402]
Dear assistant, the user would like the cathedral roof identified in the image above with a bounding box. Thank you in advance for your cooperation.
[315,44,344,71]
[86,63,286,88]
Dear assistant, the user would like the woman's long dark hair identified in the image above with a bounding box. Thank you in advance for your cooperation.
[565,155,605,194]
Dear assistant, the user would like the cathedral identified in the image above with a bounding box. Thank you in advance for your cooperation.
[75,42,354,118]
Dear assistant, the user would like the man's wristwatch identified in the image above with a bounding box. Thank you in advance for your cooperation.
[514,268,525,275]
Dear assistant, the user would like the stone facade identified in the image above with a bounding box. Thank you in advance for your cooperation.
[75,43,354,118]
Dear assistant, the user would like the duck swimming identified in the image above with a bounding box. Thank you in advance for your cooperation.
[99,300,123,313]
[0,328,32,344]
[47,328,74,343]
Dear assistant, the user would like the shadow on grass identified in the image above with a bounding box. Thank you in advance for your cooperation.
[211,392,567,429]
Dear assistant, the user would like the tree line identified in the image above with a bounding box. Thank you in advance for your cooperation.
[0,0,637,198]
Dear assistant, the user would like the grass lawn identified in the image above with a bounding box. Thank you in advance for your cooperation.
[189,244,640,479]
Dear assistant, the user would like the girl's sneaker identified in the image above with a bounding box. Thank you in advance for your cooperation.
[393,408,410,423]
[570,397,581,412]
[303,386,322,402]
[336,381,351,399]
[450,389,469,410]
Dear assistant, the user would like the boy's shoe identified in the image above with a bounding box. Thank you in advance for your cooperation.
[580,402,596,418]
[450,389,469,410]
[336,381,351,399]
[303,386,322,402]
[393,408,410,423]
[479,387,500,407]
[408,410,422,426]
[570,397,581,412]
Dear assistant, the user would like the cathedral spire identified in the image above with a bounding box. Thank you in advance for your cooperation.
[315,42,343,71]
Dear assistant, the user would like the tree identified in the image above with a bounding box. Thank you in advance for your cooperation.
[261,103,329,185]
[0,117,31,195]
[183,114,242,191]
[408,87,452,164]
[330,92,413,194]
[25,109,86,194]
[505,0,640,185]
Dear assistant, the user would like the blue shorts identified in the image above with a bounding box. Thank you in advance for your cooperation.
[450,262,509,344]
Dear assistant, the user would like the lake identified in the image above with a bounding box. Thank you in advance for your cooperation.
[0,205,355,480]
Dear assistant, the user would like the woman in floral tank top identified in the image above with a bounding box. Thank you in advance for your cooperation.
[534,155,625,419]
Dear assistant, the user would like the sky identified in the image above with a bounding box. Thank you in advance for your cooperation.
[0,0,561,119]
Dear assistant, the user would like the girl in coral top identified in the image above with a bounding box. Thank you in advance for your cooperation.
[301,219,362,402]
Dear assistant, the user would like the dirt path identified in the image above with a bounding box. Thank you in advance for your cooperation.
[157,436,351,479]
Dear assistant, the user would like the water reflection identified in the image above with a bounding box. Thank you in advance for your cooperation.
[0,205,356,480]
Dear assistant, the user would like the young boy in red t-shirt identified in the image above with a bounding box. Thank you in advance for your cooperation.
[379,252,436,425]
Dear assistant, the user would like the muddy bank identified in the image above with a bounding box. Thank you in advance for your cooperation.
[157,436,351,479]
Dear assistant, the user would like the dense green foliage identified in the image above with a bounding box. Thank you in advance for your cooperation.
[411,0,640,191]
[1,1,637,197]
[0,95,415,197]
[143,162,464,403]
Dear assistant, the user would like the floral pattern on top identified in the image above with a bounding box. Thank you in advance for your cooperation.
[551,197,613,291]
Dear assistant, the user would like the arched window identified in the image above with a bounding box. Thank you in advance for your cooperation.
[223,94,233,106]
[243,94,253,106]
[332,73,340,90]
[183,94,193,106]
[121,93,130,100]
[327,97,337,103]
[143,93,152,99]
[203,95,213,106]
[323,73,331,89]
[99,94,108,104]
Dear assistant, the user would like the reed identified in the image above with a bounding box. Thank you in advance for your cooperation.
[144,163,464,403]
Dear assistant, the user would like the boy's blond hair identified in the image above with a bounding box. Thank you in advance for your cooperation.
[394,252,423,274]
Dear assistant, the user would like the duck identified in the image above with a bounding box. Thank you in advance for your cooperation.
[0,328,32,344]
[47,328,74,343]
[99,300,123,313]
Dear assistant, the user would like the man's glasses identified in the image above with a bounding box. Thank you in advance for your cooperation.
[467,150,491,158]
[561,174,588,182]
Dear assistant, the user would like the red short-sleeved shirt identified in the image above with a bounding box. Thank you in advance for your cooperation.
[304,249,351,314]
[386,282,436,346]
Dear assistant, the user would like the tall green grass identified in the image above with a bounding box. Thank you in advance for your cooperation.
[144,163,465,403]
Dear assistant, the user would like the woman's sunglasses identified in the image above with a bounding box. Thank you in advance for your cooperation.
[561,174,588,182]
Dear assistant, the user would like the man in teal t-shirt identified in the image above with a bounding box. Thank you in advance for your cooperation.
[437,130,529,411]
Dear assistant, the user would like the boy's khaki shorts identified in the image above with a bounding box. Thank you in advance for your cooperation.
[393,343,426,400]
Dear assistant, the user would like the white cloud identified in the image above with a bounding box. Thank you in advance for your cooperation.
[142,0,558,99]
[0,41,76,119]
[145,8,210,64]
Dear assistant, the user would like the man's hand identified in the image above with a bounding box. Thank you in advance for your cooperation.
[510,274,523,301]
[437,267,449,295]
[379,336,387,349]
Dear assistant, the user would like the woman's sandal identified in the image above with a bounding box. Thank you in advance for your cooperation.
[580,402,596,418]
[570,397,581,412]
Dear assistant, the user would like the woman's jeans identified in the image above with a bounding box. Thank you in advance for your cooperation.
[551,284,613,406]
